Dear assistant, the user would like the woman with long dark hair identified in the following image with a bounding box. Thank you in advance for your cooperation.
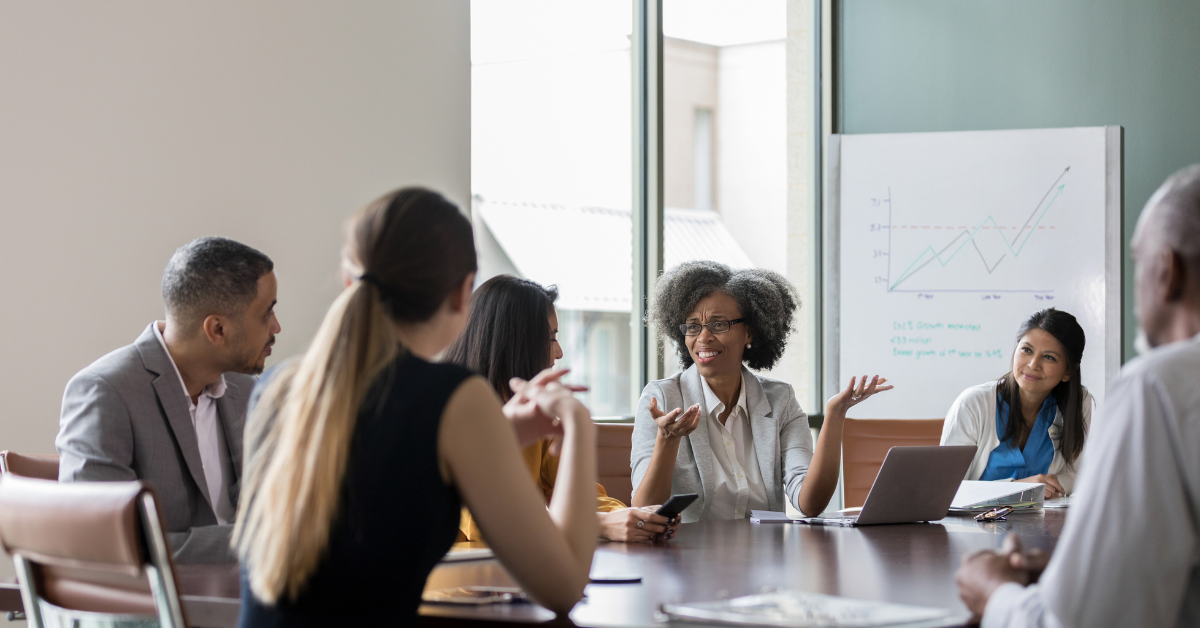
[941,308,1093,499]
[446,275,681,543]
[234,188,598,626]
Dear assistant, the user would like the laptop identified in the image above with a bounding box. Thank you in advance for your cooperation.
[800,445,976,526]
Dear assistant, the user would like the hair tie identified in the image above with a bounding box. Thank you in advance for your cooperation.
[359,272,387,292]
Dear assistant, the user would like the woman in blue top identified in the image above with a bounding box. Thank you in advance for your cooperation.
[941,308,1093,499]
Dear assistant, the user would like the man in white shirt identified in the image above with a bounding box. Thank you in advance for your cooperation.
[955,164,1200,627]
[57,237,281,563]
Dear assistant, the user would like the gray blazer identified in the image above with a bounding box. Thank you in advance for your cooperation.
[56,323,254,563]
[631,365,813,522]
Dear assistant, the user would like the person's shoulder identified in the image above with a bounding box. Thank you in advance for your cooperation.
[68,340,145,391]
[1116,336,1200,396]
[955,381,997,405]
[1100,338,1200,435]
[639,370,685,407]
[244,361,296,417]
[224,372,258,398]
[750,372,796,398]
[747,373,805,417]
[394,352,475,395]
[420,355,475,381]
[644,370,684,392]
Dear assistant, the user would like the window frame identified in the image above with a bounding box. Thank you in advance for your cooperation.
[630,0,824,426]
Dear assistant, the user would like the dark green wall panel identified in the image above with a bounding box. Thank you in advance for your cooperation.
[838,0,1200,359]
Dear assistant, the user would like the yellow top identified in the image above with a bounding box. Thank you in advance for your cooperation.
[457,438,626,542]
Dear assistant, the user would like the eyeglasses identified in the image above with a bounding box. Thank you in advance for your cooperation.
[679,318,745,336]
[974,506,1014,522]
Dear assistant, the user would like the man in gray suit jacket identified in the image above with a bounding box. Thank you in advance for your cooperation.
[57,237,281,564]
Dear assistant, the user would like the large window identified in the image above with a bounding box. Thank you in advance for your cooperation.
[471,1,634,416]
[659,0,791,378]
[472,0,818,416]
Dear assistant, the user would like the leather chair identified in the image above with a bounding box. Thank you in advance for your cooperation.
[596,423,635,506]
[0,476,187,628]
[0,451,60,481]
[842,418,944,508]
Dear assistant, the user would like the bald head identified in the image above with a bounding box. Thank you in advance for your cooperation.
[1135,164,1200,277]
[1133,164,1200,348]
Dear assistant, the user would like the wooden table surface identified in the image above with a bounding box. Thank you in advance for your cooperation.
[2,509,1066,627]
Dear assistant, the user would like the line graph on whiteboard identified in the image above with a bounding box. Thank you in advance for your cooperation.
[865,166,1071,294]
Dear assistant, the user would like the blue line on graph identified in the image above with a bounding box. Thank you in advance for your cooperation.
[888,180,1066,291]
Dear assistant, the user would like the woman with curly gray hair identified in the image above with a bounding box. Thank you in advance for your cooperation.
[630,261,891,520]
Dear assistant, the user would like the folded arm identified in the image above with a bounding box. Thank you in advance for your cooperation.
[439,376,597,616]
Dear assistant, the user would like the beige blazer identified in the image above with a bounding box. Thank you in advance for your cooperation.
[631,365,813,522]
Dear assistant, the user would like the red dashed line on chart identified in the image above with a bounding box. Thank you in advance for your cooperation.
[892,226,1055,229]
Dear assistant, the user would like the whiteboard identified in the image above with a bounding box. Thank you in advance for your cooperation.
[824,127,1122,419]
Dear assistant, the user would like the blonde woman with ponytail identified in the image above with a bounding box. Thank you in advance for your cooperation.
[233,188,598,626]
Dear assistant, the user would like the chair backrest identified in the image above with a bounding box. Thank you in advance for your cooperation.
[596,423,635,506]
[0,476,187,628]
[842,418,945,509]
[0,451,60,481]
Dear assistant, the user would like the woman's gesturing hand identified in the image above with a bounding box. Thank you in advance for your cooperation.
[597,507,680,543]
[648,397,701,439]
[827,375,894,415]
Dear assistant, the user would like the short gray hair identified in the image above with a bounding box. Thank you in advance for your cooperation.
[162,237,274,325]
[1144,164,1200,275]
[649,260,799,371]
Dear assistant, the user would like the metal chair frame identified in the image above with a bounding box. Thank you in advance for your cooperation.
[11,492,186,628]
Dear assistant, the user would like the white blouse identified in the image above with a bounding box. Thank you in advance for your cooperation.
[700,374,770,519]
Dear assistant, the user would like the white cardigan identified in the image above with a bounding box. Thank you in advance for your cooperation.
[939,380,1093,495]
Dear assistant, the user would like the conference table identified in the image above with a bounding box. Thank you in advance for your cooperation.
[1,509,1066,627]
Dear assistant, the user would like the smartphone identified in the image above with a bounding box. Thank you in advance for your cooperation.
[655,493,699,520]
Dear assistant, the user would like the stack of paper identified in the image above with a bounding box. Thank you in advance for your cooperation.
[440,547,495,562]
[950,481,1044,512]
[750,510,804,523]
[660,591,967,627]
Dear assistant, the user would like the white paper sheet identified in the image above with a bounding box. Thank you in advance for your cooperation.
[661,591,967,628]
[950,481,1044,509]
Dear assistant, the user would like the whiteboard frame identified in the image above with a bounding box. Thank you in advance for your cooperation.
[823,126,1124,406]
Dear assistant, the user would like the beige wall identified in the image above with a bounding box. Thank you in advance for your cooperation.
[717,40,787,274]
[663,37,718,210]
[0,1,470,584]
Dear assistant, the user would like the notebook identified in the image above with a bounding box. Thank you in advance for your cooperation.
[949,481,1045,512]
[660,590,968,627]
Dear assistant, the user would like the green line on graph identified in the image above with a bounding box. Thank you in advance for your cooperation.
[889,176,1067,291]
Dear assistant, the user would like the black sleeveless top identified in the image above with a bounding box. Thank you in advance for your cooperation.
[238,352,472,627]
